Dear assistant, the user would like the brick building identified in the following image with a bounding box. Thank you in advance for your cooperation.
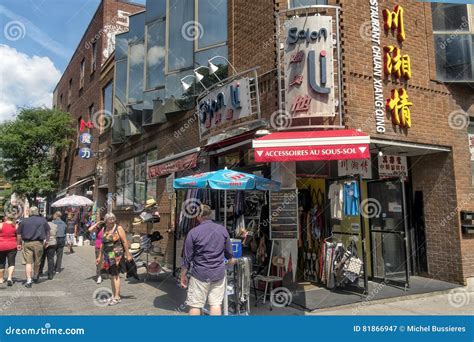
[53,0,144,200]
[66,0,473,287]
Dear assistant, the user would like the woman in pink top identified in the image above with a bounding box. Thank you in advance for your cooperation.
[0,213,19,286]
[88,220,105,284]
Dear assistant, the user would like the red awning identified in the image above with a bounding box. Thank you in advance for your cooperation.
[252,129,370,162]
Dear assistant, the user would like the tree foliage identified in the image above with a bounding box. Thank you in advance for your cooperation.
[0,107,73,201]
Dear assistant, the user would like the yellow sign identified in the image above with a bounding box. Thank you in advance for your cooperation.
[383,5,406,43]
[386,88,412,128]
[384,45,412,79]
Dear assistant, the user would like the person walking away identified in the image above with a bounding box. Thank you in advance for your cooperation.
[17,207,50,288]
[39,216,58,280]
[0,213,20,286]
[65,213,77,254]
[89,219,105,284]
[180,205,236,316]
[96,213,132,305]
[52,211,66,273]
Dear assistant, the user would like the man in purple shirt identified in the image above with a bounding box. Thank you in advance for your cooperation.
[180,204,235,315]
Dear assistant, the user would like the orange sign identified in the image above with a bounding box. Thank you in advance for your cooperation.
[383,5,406,43]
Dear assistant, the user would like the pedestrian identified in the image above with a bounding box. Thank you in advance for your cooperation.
[65,212,77,254]
[96,213,132,305]
[17,206,50,288]
[39,215,58,280]
[88,219,105,284]
[180,204,236,316]
[52,211,66,273]
[0,213,20,286]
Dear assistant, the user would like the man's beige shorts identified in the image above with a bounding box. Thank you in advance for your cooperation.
[186,276,226,308]
[23,241,44,266]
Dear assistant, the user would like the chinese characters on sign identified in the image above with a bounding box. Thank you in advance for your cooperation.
[79,147,93,160]
[378,154,408,180]
[79,133,93,145]
[338,159,373,179]
[382,4,413,130]
[284,16,335,119]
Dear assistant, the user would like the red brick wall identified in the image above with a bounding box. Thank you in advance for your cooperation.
[340,0,474,283]
[55,0,144,190]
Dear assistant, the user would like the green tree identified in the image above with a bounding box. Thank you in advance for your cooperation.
[0,107,73,202]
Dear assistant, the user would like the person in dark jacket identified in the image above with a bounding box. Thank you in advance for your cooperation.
[17,207,49,288]
[52,211,66,273]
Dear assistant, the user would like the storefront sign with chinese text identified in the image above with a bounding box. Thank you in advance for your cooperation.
[382,4,413,130]
[197,78,252,139]
[79,147,93,160]
[338,159,373,179]
[79,119,94,132]
[284,16,335,118]
[79,132,93,145]
[148,153,198,179]
[378,154,408,180]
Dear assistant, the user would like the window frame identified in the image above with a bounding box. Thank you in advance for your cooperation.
[194,0,228,52]
[127,39,146,105]
[79,59,85,89]
[144,18,167,92]
[114,149,158,208]
[287,0,328,10]
[432,4,474,82]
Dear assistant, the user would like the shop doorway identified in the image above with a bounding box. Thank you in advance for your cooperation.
[367,178,409,288]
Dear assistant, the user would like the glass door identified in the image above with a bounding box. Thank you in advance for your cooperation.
[367,178,409,288]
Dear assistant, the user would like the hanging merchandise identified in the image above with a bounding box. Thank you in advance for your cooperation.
[328,181,343,220]
[343,180,360,216]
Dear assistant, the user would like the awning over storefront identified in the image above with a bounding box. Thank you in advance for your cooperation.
[148,148,200,179]
[252,129,370,162]
[55,176,94,198]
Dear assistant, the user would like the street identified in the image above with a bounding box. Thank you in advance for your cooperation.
[0,246,472,316]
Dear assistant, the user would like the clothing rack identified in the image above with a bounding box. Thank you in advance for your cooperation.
[326,174,368,294]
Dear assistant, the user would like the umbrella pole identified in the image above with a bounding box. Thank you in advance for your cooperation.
[224,190,227,232]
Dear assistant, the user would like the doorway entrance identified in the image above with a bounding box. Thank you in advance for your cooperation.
[367,178,409,288]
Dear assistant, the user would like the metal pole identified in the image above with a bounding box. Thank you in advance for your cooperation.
[224,190,227,230]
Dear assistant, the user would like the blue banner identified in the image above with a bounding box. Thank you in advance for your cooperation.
[0,316,472,342]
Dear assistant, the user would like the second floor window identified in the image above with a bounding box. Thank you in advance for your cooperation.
[68,78,72,103]
[432,4,473,82]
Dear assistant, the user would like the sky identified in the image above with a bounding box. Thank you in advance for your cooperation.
[0,0,146,122]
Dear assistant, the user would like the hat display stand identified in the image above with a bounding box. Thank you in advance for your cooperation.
[132,197,163,282]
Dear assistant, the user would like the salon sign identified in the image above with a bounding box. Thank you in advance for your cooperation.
[197,78,252,139]
[284,16,335,118]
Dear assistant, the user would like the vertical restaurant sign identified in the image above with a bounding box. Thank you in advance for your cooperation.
[378,154,408,180]
[284,16,335,118]
[368,0,386,133]
[338,159,372,179]
[197,78,252,139]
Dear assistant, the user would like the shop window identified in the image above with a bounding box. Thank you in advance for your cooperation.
[168,0,194,72]
[115,150,158,208]
[127,41,145,104]
[165,69,195,114]
[146,20,166,90]
[432,4,474,82]
[288,0,327,9]
[196,0,227,50]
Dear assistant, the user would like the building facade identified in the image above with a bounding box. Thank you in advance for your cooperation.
[73,0,473,285]
[53,0,144,199]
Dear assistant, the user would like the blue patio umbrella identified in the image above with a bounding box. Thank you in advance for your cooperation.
[173,168,281,227]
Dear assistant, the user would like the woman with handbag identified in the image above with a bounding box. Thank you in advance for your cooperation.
[89,219,105,284]
[96,213,132,306]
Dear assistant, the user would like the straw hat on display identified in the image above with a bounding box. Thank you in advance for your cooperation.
[132,217,143,226]
[145,197,157,209]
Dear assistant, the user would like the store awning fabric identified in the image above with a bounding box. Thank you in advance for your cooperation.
[252,129,370,162]
[173,169,281,191]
